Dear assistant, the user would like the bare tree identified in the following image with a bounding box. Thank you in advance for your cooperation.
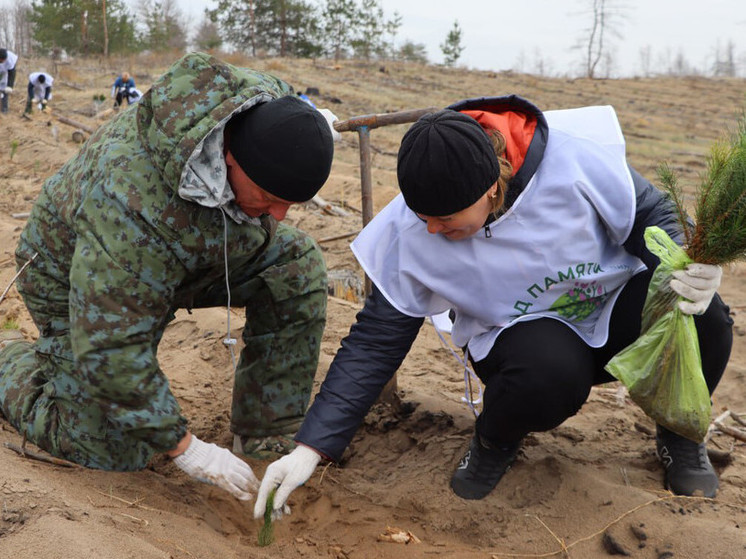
[712,39,737,77]
[637,45,652,77]
[573,0,628,78]
[0,0,32,54]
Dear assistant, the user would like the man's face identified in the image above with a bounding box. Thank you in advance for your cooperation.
[225,150,294,221]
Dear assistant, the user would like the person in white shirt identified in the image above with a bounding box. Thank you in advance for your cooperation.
[24,71,54,114]
[254,95,733,516]
[0,48,18,113]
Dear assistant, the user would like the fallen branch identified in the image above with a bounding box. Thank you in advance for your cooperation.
[93,488,157,511]
[4,442,81,468]
[55,115,95,134]
[706,409,733,442]
[11,212,30,219]
[731,411,746,427]
[59,80,84,91]
[714,420,746,443]
[318,230,359,244]
[0,252,38,307]
[310,195,349,217]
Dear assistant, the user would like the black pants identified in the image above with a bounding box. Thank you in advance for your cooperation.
[114,91,131,107]
[471,267,733,444]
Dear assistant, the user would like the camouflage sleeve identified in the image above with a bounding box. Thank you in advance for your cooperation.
[69,192,188,453]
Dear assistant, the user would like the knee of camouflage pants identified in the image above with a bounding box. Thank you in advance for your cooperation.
[229,224,327,442]
[0,342,154,471]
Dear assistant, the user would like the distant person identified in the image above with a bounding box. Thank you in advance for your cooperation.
[297,91,316,108]
[24,71,53,114]
[254,96,732,519]
[112,72,136,108]
[0,48,18,113]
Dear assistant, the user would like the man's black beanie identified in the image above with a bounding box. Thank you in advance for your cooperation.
[229,95,334,202]
[397,109,499,216]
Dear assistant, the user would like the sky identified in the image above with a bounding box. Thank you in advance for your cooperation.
[172,0,745,77]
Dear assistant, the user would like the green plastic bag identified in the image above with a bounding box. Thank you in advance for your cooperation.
[605,226,711,442]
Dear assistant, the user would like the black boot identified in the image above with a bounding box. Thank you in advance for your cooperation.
[656,425,718,498]
[450,434,520,500]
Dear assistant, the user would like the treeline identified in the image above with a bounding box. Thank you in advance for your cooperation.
[0,0,437,64]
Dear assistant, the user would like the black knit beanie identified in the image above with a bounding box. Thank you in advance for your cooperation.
[397,110,500,216]
[229,95,334,202]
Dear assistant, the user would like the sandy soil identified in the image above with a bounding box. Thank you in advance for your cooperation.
[1,54,745,559]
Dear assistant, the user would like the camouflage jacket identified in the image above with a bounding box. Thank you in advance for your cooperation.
[16,53,293,452]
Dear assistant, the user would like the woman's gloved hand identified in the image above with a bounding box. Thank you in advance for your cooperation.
[670,263,722,315]
[172,434,259,500]
[253,445,322,520]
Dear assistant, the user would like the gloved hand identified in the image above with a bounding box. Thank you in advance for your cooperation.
[317,108,342,142]
[253,445,322,520]
[173,434,259,500]
[4,86,12,93]
[670,263,722,315]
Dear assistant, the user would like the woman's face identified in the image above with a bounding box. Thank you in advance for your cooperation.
[416,184,497,241]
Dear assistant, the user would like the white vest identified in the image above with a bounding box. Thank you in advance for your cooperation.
[351,106,646,361]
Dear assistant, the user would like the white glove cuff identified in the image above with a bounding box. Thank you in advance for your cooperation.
[172,435,208,470]
[294,444,323,466]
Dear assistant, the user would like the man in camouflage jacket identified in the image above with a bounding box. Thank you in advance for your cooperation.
[0,52,335,500]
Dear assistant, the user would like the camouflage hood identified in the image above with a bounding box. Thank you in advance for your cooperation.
[136,52,293,223]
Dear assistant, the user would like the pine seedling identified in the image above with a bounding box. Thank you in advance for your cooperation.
[257,488,277,547]
[9,139,18,160]
[659,111,746,266]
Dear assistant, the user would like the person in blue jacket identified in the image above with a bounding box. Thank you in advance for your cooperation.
[112,71,136,108]
[253,95,733,516]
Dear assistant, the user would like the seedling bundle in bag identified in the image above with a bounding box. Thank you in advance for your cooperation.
[606,227,710,441]
[607,114,746,442]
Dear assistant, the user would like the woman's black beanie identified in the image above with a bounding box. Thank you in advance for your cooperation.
[397,109,499,216]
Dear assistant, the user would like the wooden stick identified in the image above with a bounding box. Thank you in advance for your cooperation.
[11,212,30,219]
[731,411,746,427]
[94,488,157,511]
[4,442,81,468]
[318,230,359,244]
[55,115,95,134]
[0,252,37,307]
[714,421,746,443]
[334,106,439,132]
[310,194,349,217]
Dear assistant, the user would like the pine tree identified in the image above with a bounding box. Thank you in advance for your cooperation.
[30,0,135,55]
[136,0,186,52]
[351,0,384,60]
[321,0,357,61]
[210,0,321,58]
[193,14,222,51]
[440,19,463,67]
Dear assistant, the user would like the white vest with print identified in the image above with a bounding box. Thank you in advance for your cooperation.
[351,105,647,361]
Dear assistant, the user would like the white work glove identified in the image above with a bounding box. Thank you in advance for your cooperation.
[4,86,11,93]
[173,435,259,500]
[670,263,722,315]
[317,108,342,142]
[253,445,322,520]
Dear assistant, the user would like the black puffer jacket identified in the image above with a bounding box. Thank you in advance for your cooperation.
[296,95,684,461]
